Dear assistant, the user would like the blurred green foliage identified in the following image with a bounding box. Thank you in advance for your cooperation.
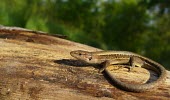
[0,0,170,69]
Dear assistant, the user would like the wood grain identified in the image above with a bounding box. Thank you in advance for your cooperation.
[0,26,169,100]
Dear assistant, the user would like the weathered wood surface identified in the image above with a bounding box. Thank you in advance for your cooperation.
[0,26,169,100]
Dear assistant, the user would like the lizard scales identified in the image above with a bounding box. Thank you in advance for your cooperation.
[70,50,167,92]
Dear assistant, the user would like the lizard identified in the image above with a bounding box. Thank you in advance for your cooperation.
[70,50,167,92]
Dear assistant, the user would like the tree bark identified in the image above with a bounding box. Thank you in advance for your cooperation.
[0,25,169,100]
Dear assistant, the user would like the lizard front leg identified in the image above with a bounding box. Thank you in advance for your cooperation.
[99,57,145,73]
[99,60,111,73]
[99,59,130,73]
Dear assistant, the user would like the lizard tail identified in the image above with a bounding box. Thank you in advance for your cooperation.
[105,61,167,92]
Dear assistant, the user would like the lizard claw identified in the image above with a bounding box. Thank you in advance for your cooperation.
[128,65,135,72]
[99,68,105,73]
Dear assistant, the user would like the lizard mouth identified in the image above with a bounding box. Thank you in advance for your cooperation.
[70,50,83,58]
[70,51,77,58]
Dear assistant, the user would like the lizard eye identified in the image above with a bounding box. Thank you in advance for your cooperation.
[79,53,82,56]
[89,57,92,60]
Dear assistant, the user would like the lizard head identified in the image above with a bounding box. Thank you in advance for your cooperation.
[70,50,99,64]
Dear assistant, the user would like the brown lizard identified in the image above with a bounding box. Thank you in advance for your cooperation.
[70,50,167,92]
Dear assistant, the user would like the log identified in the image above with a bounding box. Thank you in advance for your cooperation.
[0,25,169,100]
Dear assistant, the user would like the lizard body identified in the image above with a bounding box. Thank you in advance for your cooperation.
[70,50,166,92]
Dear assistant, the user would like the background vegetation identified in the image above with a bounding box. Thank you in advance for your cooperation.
[0,0,170,69]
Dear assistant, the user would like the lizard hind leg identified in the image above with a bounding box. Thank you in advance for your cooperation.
[129,57,145,72]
